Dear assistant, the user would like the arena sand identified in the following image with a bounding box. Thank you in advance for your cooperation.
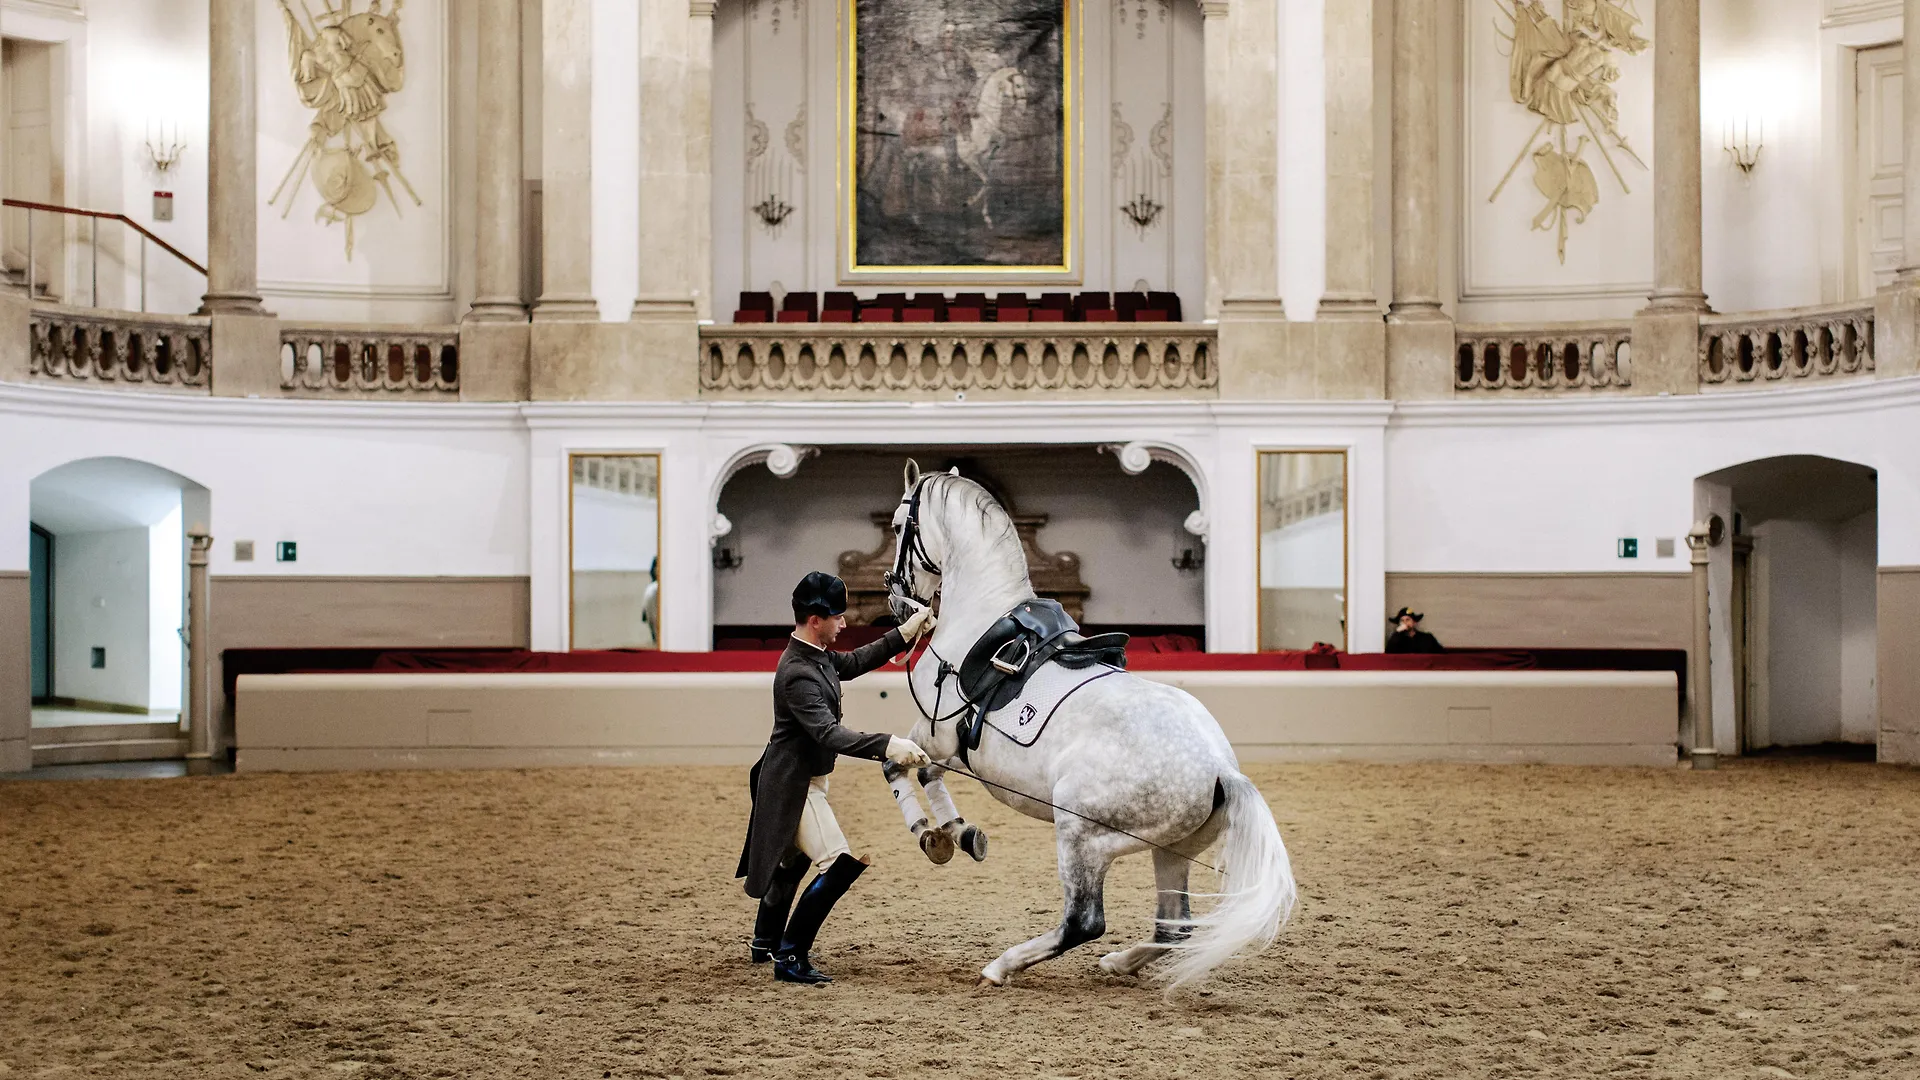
[2,758,1916,1079]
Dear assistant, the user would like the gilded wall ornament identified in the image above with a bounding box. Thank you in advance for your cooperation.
[268,0,421,260]
[1490,0,1648,263]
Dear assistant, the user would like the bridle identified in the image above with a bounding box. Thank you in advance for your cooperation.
[884,475,942,613]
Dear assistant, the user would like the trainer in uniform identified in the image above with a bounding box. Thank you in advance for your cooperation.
[736,571,936,984]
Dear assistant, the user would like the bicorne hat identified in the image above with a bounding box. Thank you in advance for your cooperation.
[792,571,849,620]
[1389,606,1424,624]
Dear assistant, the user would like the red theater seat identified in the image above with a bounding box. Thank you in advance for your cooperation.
[776,309,813,323]
[949,306,984,322]
[732,309,770,323]
[820,308,854,323]
[859,307,897,322]
[902,308,937,323]
[1031,308,1066,322]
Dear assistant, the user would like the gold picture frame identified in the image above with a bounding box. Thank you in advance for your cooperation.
[841,0,1079,282]
[1255,449,1350,653]
[567,452,664,651]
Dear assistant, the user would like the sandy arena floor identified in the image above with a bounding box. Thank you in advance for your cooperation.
[2,758,1917,1079]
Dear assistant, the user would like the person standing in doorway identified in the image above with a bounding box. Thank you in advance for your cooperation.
[736,571,936,985]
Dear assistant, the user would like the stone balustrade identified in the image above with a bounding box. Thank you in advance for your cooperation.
[28,303,211,390]
[700,323,1218,395]
[1454,322,1634,392]
[1698,302,1874,388]
[279,323,461,396]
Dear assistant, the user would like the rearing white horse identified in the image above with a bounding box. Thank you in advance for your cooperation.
[882,463,1297,988]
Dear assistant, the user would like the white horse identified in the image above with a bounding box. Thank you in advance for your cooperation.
[882,463,1297,988]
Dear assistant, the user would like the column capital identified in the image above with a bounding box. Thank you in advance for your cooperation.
[1198,0,1228,18]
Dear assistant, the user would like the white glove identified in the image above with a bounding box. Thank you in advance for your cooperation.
[898,604,937,641]
[886,736,931,769]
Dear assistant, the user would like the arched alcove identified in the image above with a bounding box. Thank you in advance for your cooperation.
[1695,455,1877,756]
[25,457,210,767]
[708,444,1204,649]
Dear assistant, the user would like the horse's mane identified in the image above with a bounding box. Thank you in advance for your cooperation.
[930,472,1020,560]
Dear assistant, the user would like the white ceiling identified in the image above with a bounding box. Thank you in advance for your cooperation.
[30,457,196,534]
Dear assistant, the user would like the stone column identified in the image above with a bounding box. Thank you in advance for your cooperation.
[1686,523,1717,770]
[528,0,600,400]
[199,0,266,316]
[1311,0,1385,399]
[1385,0,1452,400]
[1631,0,1708,394]
[1201,0,1228,320]
[201,0,280,398]
[1875,0,1920,379]
[184,526,214,775]
[461,0,532,400]
[1214,0,1293,397]
[532,0,598,323]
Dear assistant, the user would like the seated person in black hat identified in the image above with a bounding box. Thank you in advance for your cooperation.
[1385,607,1445,654]
[735,571,936,985]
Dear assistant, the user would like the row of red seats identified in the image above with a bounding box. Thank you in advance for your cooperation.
[733,290,1184,325]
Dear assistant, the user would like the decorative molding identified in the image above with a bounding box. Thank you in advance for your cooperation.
[1148,102,1174,178]
[1487,0,1650,264]
[1821,0,1901,28]
[713,442,819,498]
[1393,372,1920,427]
[1111,104,1134,179]
[745,103,770,167]
[0,381,522,430]
[267,0,423,260]
[1101,440,1210,538]
[784,104,807,171]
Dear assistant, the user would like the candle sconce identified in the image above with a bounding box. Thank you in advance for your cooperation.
[145,122,186,174]
[1121,193,1163,233]
[1722,115,1762,176]
[712,545,745,572]
[1170,547,1203,573]
[753,195,794,230]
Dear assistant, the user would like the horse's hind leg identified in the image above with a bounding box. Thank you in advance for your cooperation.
[979,822,1131,985]
[1099,846,1193,977]
[920,765,987,861]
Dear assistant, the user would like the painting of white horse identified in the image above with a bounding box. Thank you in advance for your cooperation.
[881,463,1297,988]
[852,1,1067,268]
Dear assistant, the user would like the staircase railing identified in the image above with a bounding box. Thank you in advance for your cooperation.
[2,198,207,312]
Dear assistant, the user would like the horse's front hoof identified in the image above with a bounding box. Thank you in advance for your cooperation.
[1098,951,1137,977]
[978,964,1008,987]
[958,825,988,862]
[919,827,955,865]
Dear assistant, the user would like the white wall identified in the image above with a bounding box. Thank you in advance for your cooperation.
[710,0,1207,309]
[1838,507,1878,742]
[0,386,530,579]
[1758,517,1844,745]
[51,525,149,707]
[147,501,182,711]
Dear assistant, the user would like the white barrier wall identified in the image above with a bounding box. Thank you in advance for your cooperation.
[235,669,1679,772]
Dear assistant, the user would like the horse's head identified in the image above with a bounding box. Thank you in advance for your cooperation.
[997,70,1029,112]
[885,459,945,622]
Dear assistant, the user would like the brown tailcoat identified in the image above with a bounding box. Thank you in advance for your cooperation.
[736,629,908,897]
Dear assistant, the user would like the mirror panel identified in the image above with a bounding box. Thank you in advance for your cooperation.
[1257,450,1347,651]
[570,454,662,649]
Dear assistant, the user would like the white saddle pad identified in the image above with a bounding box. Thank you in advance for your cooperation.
[980,661,1123,748]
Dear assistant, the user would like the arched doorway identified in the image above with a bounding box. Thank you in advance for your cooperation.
[1696,456,1877,756]
[709,445,1205,650]
[26,458,210,768]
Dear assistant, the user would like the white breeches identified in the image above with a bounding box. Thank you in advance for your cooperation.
[794,775,851,871]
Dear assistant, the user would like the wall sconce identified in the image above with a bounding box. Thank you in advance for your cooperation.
[1121,194,1163,233]
[712,545,745,572]
[1170,547,1203,573]
[753,195,794,230]
[1722,115,1762,176]
[145,122,186,174]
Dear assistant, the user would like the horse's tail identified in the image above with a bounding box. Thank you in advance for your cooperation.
[1158,771,1297,990]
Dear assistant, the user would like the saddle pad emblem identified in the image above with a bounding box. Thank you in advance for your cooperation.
[983,663,1121,749]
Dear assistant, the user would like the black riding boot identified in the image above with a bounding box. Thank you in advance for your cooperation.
[750,855,810,963]
[773,853,868,985]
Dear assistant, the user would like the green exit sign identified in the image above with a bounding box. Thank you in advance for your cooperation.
[1617,538,1638,559]
[276,541,298,563]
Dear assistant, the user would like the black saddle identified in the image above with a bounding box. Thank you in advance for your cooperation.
[956,599,1129,740]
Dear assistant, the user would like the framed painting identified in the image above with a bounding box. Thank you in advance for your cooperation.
[843,0,1075,279]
